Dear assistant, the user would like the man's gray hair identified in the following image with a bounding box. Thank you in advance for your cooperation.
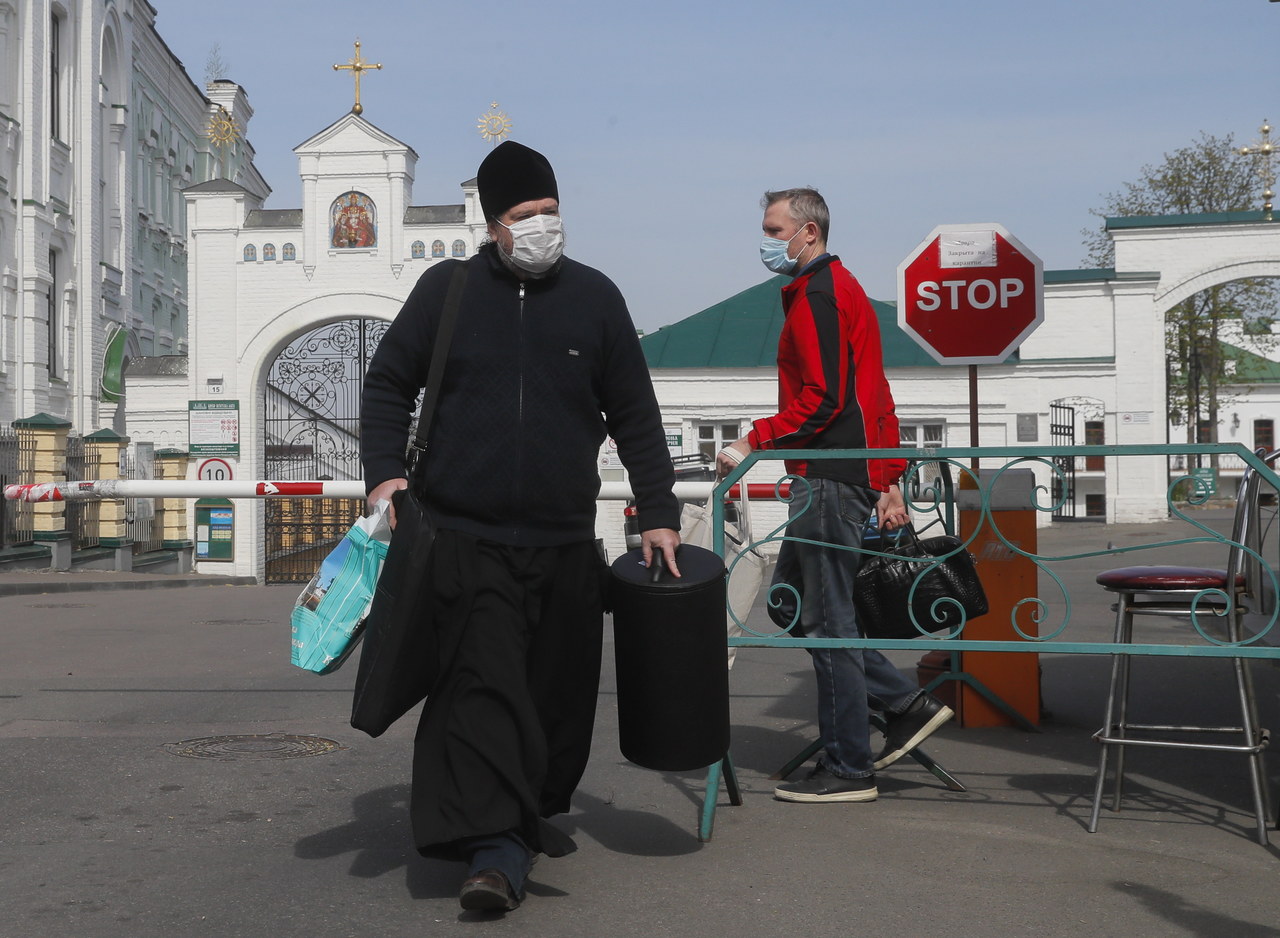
[762,188,830,242]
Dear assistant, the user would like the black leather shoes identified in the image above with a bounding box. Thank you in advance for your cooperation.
[874,693,955,769]
[459,868,522,913]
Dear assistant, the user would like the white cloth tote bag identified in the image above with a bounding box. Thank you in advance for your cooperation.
[679,489,766,669]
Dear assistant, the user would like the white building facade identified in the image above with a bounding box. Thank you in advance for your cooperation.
[129,112,489,579]
[0,0,267,435]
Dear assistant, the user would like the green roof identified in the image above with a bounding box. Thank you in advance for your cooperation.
[1228,343,1280,383]
[641,277,948,369]
[1106,210,1280,231]
[1045,268,1116,283]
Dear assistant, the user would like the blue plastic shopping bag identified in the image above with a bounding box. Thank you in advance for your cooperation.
[290,501,392,675]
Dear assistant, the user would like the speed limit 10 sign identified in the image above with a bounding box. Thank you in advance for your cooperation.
[198,458,234,481]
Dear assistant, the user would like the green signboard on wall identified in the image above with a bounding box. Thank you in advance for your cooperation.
[195,498,234,562]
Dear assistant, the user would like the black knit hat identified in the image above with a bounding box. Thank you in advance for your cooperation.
[477,141,559,219]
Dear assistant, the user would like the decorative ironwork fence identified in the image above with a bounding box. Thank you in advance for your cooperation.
[0,429,34,548]
[63,435,101,550]
[698,442,1280,842]
[263,318,386,583]
[1048,402,1076,520]
[715,444,1280,659]
[122,443,162,554]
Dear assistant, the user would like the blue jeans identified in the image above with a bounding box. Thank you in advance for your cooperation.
[772,477,920,778]
[459,830,532,893]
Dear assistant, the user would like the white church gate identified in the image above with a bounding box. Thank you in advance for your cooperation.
[263,318,388,583]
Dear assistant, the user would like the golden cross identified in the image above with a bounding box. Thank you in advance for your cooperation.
[332,40,382,116]
[1239,119,1276,220]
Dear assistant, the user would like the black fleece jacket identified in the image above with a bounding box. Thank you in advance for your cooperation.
[360,245,679,546]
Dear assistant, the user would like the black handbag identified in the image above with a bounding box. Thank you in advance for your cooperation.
[852,524,988,639]
[350,260,469,738]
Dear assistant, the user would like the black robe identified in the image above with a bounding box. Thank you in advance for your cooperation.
[411,530,606,859]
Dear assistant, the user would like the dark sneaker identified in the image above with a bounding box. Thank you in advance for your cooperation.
[873,694,955,770]
[459,868,522,913]
[773,765,878,803]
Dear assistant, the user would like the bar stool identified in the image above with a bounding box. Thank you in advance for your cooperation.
[1090,459,1275,844]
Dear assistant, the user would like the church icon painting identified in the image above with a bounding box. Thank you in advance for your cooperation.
[330,191,377,248]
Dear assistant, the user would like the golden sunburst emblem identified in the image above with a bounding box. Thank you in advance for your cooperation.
[206,106,241,146]
[477,102,512,145]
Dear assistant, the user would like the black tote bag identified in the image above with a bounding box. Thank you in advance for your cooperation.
[350,261,469,738]
[852,525,988,640]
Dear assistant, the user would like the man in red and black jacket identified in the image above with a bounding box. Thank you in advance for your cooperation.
[718,188,953,804]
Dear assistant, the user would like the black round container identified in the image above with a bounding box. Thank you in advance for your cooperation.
[610,545,729,771]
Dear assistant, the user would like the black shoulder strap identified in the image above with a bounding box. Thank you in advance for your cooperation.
[409,259,470,459]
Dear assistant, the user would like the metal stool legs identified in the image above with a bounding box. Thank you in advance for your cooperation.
[1089,589,1272,845]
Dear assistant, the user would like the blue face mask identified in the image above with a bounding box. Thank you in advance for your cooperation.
[759,224,810,275]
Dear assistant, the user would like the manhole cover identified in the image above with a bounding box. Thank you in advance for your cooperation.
[26,603,93,609]
[195,618,273,626]
[163,734,347,761]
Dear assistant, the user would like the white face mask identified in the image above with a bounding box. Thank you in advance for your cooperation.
[499,214,565,274]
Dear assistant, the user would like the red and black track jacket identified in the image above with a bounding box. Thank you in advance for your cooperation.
[747,255,906,492]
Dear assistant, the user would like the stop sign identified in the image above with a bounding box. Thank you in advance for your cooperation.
[897,224,1043,365]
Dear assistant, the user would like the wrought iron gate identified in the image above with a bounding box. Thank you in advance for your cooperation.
[64,435,102,550]
[264,318,388,583]
[1049,402,1076,520]
[0,429,34,549]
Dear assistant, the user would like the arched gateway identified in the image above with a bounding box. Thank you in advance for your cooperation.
[172,110,487,580]
[263,318,388,582]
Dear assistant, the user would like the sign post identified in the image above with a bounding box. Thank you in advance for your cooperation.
[898,224,1044,464]
[897,224,1045,730]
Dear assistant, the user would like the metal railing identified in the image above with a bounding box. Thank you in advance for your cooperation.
[122,443,162,554]
[0,429,34,548]
[64,435,101,550]
[699,442,1280,841]
[265,495,365,584]
[715,443,1280,662]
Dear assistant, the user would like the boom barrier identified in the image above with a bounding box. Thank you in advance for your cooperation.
[2,479,786,503]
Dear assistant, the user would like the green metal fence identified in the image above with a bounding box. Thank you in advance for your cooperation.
[713,443,1280,661]
[698,442,1280,841]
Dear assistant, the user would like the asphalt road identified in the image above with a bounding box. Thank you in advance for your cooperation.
[3,511,1280,937]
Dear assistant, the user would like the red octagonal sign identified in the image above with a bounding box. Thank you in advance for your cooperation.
[897,224,1043,366]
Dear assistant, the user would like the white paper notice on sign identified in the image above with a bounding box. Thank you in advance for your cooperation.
[939,230,997,268]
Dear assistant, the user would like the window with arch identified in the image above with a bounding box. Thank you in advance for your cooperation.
[47,248,61,378]
[452,240,466,258]
[98,22,125,268]
[411,241,425,259]
[243,244,256,262]
[0,217,6,364]
[50,7,67,141]
[329,191,377,248]
[431,240,445,258]
[263,243,276,261]
[0,3,18,116]
[282,243,296,261]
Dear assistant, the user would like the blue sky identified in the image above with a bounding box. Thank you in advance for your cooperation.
[158,0,1279,332]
